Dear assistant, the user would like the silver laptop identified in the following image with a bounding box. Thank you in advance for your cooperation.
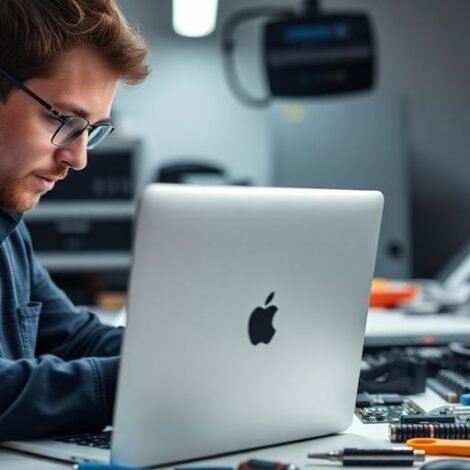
[2,184,383,467]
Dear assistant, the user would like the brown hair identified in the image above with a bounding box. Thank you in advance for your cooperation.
[0,0,150,100]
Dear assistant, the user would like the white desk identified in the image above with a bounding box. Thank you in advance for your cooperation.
[7,309,462,468]
[0,389,454,469]
[366,309,470,338]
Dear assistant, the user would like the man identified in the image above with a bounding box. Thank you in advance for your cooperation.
[0,0,149,440]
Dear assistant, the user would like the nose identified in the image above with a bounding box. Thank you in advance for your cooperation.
[54,132,88,171]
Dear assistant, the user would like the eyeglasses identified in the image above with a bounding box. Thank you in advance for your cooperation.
[0,67,114,149]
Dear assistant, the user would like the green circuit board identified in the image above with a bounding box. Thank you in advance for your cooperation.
[355,393,426,424]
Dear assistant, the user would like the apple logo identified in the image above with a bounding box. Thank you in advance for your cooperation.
[248,291,278,345]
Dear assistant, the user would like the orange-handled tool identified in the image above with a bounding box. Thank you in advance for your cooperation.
[407,438,470,457]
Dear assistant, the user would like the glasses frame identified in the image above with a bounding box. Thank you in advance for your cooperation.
[0,66,114,149]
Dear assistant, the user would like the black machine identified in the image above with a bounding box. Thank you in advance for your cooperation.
[42,144,138,201]
[221,0,375,106]
[263,14,374,97]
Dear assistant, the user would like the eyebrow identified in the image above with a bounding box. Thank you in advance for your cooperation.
[53,101,111,123]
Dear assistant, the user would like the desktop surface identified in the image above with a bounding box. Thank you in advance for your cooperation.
[4,309,468,469]
[365,308,470,348]
[0,388,457,470]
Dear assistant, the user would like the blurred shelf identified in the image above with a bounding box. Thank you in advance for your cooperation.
[24,201,136,218]
[37,252,131,271]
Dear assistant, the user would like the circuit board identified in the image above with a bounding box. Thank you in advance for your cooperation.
[429,404,470,423]
[355,393,426,424]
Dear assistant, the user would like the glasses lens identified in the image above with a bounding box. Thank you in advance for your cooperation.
[52,116,88,146]
[87,124,114,149]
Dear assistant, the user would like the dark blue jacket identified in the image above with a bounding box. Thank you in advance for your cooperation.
[0,208,123,440]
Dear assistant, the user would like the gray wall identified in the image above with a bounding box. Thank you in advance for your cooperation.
[115,0,470,277]
[114,0,280,188]
[329,0,470,277]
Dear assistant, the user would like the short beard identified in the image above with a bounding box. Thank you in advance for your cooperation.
[0,167,68,212]
[0,178,41,213]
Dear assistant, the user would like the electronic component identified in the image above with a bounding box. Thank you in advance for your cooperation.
[449,341,470,372]
[436,370,470,394]
[389,423,470,442]
[362,346,453,373]
[400,415,455,424]
[461,394,470,405]
[389,404,470,442]
[426,369,470,403]
[427,378,459,403]
[355,393,425,424]
[358,356,426,395]
[429,405,470,423]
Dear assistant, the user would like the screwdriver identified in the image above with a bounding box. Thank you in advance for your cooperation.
[307,447,425,466]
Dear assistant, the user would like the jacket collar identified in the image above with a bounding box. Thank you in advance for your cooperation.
[0,207,23,245]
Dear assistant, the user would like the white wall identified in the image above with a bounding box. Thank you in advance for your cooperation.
[115,0,470,277]
[114,0,291,187]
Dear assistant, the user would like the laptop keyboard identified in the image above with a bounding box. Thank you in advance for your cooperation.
[54,430,112,449]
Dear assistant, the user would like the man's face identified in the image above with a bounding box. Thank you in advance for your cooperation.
[0,48,119,212]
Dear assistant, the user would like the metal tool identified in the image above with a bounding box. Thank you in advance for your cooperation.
[307,447,425,466]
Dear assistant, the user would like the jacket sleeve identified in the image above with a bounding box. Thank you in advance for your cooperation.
[0,223,124,440]
[32,258,124,361]
[0,355,119,440]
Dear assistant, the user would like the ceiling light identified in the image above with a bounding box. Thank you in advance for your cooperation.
[173,0,219,38]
